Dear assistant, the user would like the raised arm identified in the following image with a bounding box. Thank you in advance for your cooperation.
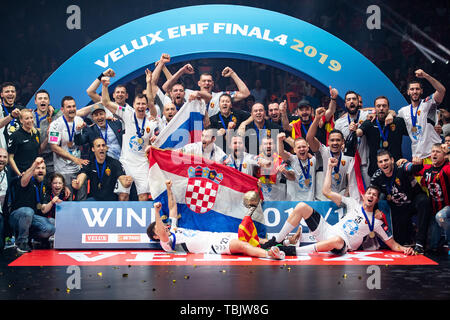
[221,67,250,102]
[306,107,325,153]
[279,100,292,133]
[322,157,343,206]
[325,86,338,122]
[20,157,44,188]
[153,202,170,243]
[145,68,157,117]
[277,132,291,161]
[415,69,446,104]
[151,53,171,96]
[100,77,119,115]
[86,68,116,103]
[162,64,195,93]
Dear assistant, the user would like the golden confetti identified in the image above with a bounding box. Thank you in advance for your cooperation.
[343,274,347,279]
[66,288,71,293]
[97,272,103,277]
[184,275,190,279]
[172,279,176,283]
[122,273,128,278]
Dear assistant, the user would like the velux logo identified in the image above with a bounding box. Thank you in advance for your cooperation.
[81,207,150,227]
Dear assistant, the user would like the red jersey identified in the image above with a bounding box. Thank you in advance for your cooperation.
[418,161,450,214]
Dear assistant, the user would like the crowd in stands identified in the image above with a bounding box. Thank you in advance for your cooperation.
[0,1,449,257]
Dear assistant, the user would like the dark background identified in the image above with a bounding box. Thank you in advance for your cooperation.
[1,0,449,110]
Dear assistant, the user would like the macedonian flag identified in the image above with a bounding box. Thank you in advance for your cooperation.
[238,215,261,247]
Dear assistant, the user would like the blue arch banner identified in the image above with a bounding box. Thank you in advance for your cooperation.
[28,4,407,111]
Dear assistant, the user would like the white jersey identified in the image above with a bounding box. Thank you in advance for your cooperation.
[398,95,442,159]
[179,142,227,163]
[319,144,353,194]
[160,227,237,254]
[223,152,259,176]
[334,110,370,166]
[115,106,157,167]
[285,154,316,201]
[332,197,392,250]
[48,115,85,174]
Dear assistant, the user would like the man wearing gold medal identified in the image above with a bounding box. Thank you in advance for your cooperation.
[8,157,55,254]
[398,69,446,163]
[277,132,316,201]
[48,96,89,200]
[357,96,409,177]
[101,74,158,201]
[72,137,132,201]
[307,107,355,201]
[32,89,61,175]
[262,157,414,256]
[371,149,432,254]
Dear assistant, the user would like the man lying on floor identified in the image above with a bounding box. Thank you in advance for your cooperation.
[146,180,285,260]
[262,157,416,256]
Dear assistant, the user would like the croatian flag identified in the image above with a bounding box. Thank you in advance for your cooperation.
[153,99,205,149]
[148,147,267,237]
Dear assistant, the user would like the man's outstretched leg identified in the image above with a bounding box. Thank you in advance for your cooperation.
[262,202,314,249]
[229,239,285,260]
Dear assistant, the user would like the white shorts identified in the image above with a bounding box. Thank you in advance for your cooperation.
[120,159,150,195]
[305,210,347,254]
[114,178,131,194]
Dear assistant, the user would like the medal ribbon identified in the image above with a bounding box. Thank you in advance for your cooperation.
[219,112,232,129]
[375,118,389,146]
[2,104,16,126]
[62,116,75,143]
[298,158,310,179]
[31,176,43,206]
[361,206,375,233]
[134,113,146,139]
[95,159,107,187]
[97,120,108,144]
[410,101,421,129]
[34,111,48,129]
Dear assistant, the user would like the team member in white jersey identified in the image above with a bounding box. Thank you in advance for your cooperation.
[48,96,89,200]
[179,128,227,163]
[334,90,371,186]
[277,133,316,201]
[307,107,354,201]
[162,64,250,117]
[101,76,157,201]
[147,180,284,259]
[263,157,415,256]
[223,135,259,175]
[398,69,446,161]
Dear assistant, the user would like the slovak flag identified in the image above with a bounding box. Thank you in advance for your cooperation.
[148,147,267,237]
[152,99,205,149]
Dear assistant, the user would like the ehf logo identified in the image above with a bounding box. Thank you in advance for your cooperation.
[185,166,223,214]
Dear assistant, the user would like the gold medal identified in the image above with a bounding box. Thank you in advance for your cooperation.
[411,126,417,133]
[67,141,74,148]
[37,203,42,210]
[382,141,389,148]
[387,194,392,201]
[98,183,102,190]
[369,231,376,239]
[304,178,310,186]
[334,173,340,180]
[47,116,52,123]
[137,137,143,145]
[9,126,15,133]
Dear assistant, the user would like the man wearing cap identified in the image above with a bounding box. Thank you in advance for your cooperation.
[74,103,123,161]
